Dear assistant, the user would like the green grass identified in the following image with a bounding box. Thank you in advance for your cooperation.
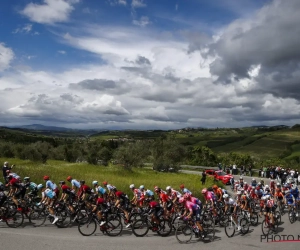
[1,158,219,201]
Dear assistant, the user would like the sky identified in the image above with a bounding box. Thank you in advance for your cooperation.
[0,0,300,130]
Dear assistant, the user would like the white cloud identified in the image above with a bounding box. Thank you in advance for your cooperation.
[13,24,33,34]
[20,0,79,25]
[58,50,66,54]
[131,0,146,8]
[132,16,150,27]
[175,4,178,11]
[0,43,14,72]
[109,0,127,6]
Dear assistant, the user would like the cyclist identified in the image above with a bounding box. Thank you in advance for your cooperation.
[148,200,164,231]
[264,195,276,227]
[285,190,296,213]
[24,177,38,197]
[92,181,107,199]
[155,187,173,218]
[44,176,59,197]
[114,190,130,227]
[166,186,182,204]
[180,195,204,239]
[103,181,117,198]
[270,180,276,195]
[129,184,143,207]
[202,188,217,216]
[93,197,111,226]
[78,180,93,202]
[212,185,223,202]
[66,176,81,192]
[0,183,7,208]
[223,194,240,231]
[44,188,59,224]
[251,178,257,187]
[10,177,26,210]
[179,184,192,195]
[274,188,284,210]
[58,181,76,215]
[139,185,154,202]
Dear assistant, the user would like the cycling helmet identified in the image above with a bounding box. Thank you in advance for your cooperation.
[292,184,297,190]
[180,184,185,189]
[244,182,247,185]
[212,185,218,189]
[184,193,191,200]
[67,176,72,181]
[59,181,65,185]
[270,180,274,183]
[252,186,255,189]
[179,197,185,203]
[97,198,105,204]
[129,184,135,189]
[37,184,44,190]
[252,178,255,181]
[240,176,243,180]
[201,188,207,194]
[24,177,30,181]
[43,176,50,181]
[92,181,98,186]
[265,185,269,188]
[0,184,4,191]
[103,181,108,186]
[80,180,85,185]
[276,182,280,186]
[166,186,171,191]
[115,191,123,197]
[223,194,229,199]
[261,196,267,200]
[236,191,242,195]
[139,185,145,190]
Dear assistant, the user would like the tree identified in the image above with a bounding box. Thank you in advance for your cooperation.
[191,146,217,166]
[113,141,150,169]
[151,136,186,172]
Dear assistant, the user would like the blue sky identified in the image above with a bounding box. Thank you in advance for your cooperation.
[0,0,300,129]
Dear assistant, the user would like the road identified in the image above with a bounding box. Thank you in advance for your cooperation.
[1,170,299,250]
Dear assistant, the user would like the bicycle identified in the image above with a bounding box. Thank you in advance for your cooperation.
[224,213,250,237]
[175,216,215,243]
[78,212,123,237]
[241,209,258,226]
[0,204,24,228]
[261,212,278,236]
[131,214,172,237]
[288,203,300,224]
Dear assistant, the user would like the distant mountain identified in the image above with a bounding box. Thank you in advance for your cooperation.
[18,124,73,131]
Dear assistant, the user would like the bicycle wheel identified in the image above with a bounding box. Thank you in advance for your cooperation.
[128,212,143,228]
[218,215,228,227]
[6,210,24,228]
[75,209,89,224]
[261,219,271,236]
[157,219,172,237]
[105,216,123,237]
[29,208,47,227]
[288,210,296,224]
[271,218,278,234]
[55,209,71,228]
[274,211,281,224]
[224,219,235,238]
[202,220,215,242]
[132,219,149,237]
[175,224,193,243]
[172,216,183,230]
[78,217,97,236]
[240,218,250,235]
[250,213,258,226]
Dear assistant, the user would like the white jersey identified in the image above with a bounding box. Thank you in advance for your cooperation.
[225,198,236,206]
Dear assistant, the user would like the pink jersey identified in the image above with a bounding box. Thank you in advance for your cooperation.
[133,189,142,199]
[190,196,202,206]
[204,191,215,201]
[185,200,198,213]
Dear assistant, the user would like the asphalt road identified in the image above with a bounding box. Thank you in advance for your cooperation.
[1,171,299,250]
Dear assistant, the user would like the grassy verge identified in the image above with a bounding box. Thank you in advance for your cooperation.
[0,158,221,201]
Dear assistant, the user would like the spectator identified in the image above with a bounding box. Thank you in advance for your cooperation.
[232,164,237,175]
[201,171,206,185]
[249,165,253,177]
[2,161,13,184]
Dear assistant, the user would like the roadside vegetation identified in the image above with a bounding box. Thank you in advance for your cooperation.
[0,157,219,200]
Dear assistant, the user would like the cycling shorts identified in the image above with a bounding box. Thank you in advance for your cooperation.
[193,208,201,222]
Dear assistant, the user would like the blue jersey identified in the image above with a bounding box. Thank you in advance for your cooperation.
[285,194,295,204]
[182,188,192,195]
[71,179,81,189]
[45,180,57,190]
[291,188,299,199]
[145,190,154,196]
[96,186,106,195]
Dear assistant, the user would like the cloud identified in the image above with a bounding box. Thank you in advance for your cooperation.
[0,43,14,72]
[204,0,300,89]
[109,0,127,6]
[12,24,33,34]
[131,0,146,8]
[58,50,66,54]
[133,16,150,27]
[20,0,79,24]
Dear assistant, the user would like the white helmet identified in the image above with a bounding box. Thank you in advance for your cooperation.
[139,185,144,190]
[276,182,280,186]
[244,182,247,185]
[265,185,269,188]
[261,196,267,200]
[292,184,297,190]
[92,181,98,186]
[129,184,135,189]
[240,176,243,180]
[237,191,242,195]
[166,186,171,191]
[252,178,255,181]
[223,194,229,199]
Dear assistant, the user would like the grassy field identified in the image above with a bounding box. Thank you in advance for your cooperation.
[0,158,219,201]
